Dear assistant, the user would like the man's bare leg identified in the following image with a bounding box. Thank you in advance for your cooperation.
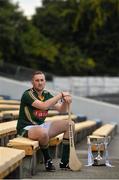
[48,120,75,169]
[48,119,75,139]
[28,126,55,171]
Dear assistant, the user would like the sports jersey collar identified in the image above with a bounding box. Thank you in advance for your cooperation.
[32,88,45,101]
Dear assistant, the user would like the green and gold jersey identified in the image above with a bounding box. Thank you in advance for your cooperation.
[17,88,53,135]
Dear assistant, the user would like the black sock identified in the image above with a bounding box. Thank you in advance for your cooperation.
[61,138,69,164]
[40,144,51,163]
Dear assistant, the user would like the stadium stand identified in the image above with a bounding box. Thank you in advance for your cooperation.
[0,100,102,176]
[86,122,118,167]
[92,122,117,138]
[0,104,20,111]
[0,110,19,122]
[7,134,64,175]
[75,119,102,143]
[0,98,118,177]
[0,99,20,105]
[0,147,25,179]
[7,137,39,175]
[0,120,17,146]
[6,118,100,174]
[87,122,118,152]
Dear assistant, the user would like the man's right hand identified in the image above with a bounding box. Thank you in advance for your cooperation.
[62,92,72,104]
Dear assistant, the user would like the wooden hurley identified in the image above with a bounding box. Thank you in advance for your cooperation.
[68,104,82,171]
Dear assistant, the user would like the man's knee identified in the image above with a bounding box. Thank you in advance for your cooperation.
[28,128,48,140]
[40,131,49,141]
[39,133,49,145]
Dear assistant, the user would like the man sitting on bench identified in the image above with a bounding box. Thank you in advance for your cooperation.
[17,71,74,171]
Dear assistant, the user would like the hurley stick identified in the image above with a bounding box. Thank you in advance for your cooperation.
[68,104,82,171]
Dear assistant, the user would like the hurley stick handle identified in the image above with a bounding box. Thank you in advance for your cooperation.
[68,103,71,121]
[68,103,82,171]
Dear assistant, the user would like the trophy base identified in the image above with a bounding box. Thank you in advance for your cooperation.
[93,158,105,166]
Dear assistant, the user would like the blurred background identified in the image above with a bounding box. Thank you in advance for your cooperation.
[0,2,119,179]
[0,0,119,105]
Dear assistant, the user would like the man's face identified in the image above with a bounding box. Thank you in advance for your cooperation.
[32,74,46,92]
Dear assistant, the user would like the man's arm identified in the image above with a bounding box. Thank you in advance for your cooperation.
[53,93,72,113]
[32,92,62,110]
[53,101,68,113]
[32,91,72,111]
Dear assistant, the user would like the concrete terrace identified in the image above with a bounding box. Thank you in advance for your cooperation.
[22,132,119,179]
[0,76,119,179]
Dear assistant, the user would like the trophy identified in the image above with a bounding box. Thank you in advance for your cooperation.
[86,135,113,167]
[93,140,105,165]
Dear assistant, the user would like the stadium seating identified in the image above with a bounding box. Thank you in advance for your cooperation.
[0,110,19,122]
[88,122,118,152]
[75,119,102,143]
[0,104,20,111]
[0,99,20,105]
[1,97,118,177]
[7,137,39,175]
[92,123,117,138]
[0,120,17,146]
[0,147,25,179]
[7,133,64,174]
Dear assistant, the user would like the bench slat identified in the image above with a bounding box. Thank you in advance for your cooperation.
[0,104,20,111]
[92,124,115,137]
[75,120,96,132]
[49,134,63,146]
[8,137,39,149]
[0,100,20,105]
[0,120,17,136]
[0,147,25,178]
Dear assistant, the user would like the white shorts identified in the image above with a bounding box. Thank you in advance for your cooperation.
[24,122,51,133]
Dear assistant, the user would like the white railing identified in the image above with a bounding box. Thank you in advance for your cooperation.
[53,76,119,96]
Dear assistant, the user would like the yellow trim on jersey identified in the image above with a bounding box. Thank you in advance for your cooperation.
[24,106,37,125]
[28,90,37,101]
[39,95,45,101]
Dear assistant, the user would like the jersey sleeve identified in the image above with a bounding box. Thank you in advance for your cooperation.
[22,90,37,105]
[47,92,54,99]
[43,90,54,100]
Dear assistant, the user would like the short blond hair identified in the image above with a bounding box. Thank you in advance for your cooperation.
[32,71,45,79]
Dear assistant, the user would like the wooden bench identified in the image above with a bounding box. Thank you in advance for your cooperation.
[0,112,3,122]
[0,120,17,146]
[0,110,72,122]
[0,112,77,146]
[0,99,20,105]
[0,112,78,145]
[75,120,97,143]
[0,147,25,179]
[0,104,20,111]
[92,123,116,137]
[45,114,78,122]
[7,134,64,175]
[0,110,19,122]
[7,137,39,175]
[88,122,118,152]
[5,119,103,174]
